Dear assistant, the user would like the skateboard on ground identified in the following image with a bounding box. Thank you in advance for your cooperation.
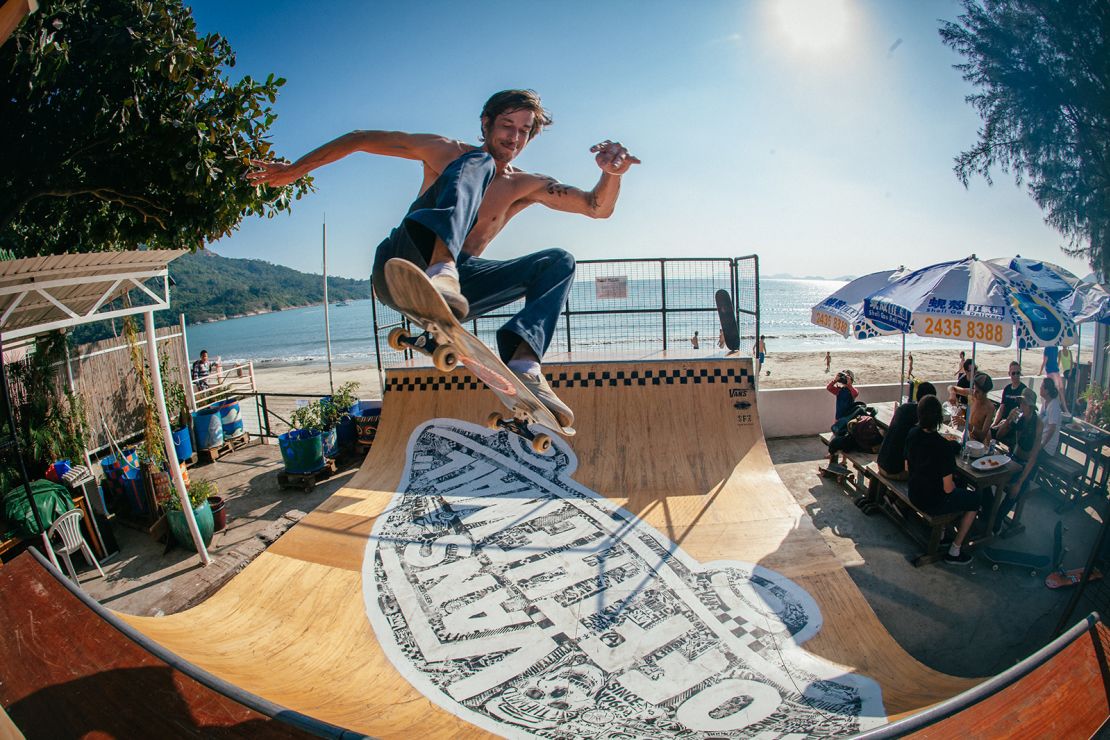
[715,289,740,352]
[1045,566,1103,589]
[818,462,853,486]
[383,259,575,453]
[981,520,1063,576]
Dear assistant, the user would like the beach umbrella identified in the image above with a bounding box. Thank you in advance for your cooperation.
[810,268,914,395]
[990,258,1109,402]
[810,268,909,339]
[863,256,1076,350]
[990,257,1110,324]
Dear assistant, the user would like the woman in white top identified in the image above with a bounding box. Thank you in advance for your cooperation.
[1039,376,1063,458]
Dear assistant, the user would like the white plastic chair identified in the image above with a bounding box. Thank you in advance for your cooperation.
[44,508,105,584]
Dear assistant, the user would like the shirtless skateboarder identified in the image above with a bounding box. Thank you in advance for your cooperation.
[247,89,639,428]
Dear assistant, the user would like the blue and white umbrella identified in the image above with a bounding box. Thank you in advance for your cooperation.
[810,268,909,339]
[863,256,1076,349]
[991,257,1109,325]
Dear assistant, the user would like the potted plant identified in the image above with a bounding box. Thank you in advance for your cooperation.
[279,401,326,474]
[163,479,215,551]
[321,381,361,455]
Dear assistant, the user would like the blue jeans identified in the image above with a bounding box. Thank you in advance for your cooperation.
[372,150,576,364]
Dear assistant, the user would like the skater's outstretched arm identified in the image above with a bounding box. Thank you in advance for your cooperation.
[246,131,467,187]
[528,140,640,218]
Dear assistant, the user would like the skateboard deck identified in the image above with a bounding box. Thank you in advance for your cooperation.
[1045,567,1104,589]
[383,259,574,452]
[819,463,853,484]
[715,289,740,351]
[981,520,1063,574]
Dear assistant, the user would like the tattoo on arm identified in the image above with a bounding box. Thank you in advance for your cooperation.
[545,179,571,197]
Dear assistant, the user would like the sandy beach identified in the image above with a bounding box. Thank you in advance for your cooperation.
[249,347,1032,399]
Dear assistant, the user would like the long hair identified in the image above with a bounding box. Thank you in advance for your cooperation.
[480,89,552,141]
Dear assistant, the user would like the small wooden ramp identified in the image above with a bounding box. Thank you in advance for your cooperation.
[11,357,1094,737]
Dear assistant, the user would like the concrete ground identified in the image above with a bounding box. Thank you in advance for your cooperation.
[72,435,1103,680]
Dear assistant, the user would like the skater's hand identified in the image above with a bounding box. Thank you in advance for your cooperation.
[245,159,301,188]
[591,140,640,175]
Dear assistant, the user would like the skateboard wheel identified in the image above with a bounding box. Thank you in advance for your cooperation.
[387,327,409,351]
[432,345,458,372]
[531,434,552,454]
[486,412,503,430]
[992,564,999,571]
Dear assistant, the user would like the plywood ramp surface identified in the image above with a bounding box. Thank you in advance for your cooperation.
[123,358,975,737]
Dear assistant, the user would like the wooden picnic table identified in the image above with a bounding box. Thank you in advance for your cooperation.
[870,401,1021,543]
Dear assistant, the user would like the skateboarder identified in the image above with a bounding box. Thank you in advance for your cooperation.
[248,90,640,428]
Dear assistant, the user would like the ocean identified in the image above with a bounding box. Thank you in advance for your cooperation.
[184,277,1098,366]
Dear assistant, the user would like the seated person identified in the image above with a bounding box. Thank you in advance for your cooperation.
[905,394,988,565]
[948,358,975,410]
[877,381,937,480]
[826,369,857,423]
[992,361,1027,440]
[966,372,994,444]
[990,387,1044,532]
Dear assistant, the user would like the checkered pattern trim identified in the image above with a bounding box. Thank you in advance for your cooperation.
[548,367,751,388]
[385,375,483,392]
[385,366,752,393]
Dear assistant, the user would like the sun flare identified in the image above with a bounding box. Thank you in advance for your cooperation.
[771,0,852,53]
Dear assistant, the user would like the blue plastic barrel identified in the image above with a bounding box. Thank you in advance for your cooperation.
[194,406,224,450]
[217,399,243,439]
[172,426,193,462]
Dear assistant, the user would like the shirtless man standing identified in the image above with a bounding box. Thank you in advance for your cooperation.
[247,90,639,427]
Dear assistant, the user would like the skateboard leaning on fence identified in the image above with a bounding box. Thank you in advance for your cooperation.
[384,258,575,454]
[715,289,740,352]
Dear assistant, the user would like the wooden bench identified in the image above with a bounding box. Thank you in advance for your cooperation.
[860,462,960,567]
[817,431,876,496]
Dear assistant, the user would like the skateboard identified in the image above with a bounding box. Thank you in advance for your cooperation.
[715,289,740,352]
[1045,566,1103,589]
[819,462,853,486]
[981,520,1063,575]
[383,259,575,453]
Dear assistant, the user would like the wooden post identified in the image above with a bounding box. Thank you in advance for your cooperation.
[146,311,209,566]
[180,313,196,412]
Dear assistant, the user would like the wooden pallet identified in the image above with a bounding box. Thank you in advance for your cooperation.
[276,458,338,492]
[197,432,251,464]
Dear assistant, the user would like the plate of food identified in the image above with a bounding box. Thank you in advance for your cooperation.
[972,454,1011,471]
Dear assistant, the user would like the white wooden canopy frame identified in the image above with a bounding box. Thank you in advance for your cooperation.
[0,250,210,566]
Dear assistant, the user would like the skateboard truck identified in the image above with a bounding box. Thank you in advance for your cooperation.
[388,326,459,372]
[485,411,553,454]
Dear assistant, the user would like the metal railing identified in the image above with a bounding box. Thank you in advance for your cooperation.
[371,255,760,378]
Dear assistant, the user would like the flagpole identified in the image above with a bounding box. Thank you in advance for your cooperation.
[323,217,335,395]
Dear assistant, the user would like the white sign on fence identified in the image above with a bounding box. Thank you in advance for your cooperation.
[595,276,628,300]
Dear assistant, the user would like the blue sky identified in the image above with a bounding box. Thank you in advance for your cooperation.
[186,0,1094,281]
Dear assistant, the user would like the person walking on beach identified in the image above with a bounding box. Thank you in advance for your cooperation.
[824,351,831,374]
[691,331,700,350]
[247,90,639,427]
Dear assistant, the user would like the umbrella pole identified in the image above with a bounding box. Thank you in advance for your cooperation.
[965,342,977,445]
[899,333,906,403]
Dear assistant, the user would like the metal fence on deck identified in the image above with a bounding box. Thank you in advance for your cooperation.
[370,255,761,378]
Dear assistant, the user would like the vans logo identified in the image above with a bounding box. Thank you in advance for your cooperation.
[364,421,885,737]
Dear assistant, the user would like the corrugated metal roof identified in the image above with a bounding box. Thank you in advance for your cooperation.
[0,249,188,340]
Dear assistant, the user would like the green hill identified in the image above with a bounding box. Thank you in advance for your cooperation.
[71,251,371,345]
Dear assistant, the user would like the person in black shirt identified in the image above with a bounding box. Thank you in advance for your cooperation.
[905,394,985,565]
[991,361,1027,439]
[877,382,936,480]
[990,387,1043,533]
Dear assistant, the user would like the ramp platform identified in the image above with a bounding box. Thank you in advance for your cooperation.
[6,358,986,737]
